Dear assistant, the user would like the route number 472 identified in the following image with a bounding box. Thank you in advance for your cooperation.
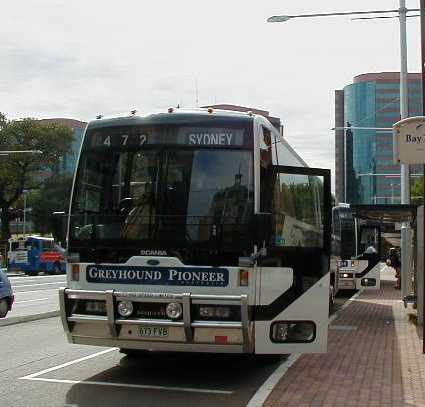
[103,134,148,147]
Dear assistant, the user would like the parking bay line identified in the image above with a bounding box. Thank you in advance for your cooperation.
[21,377,233,394]
[20,348,233,395]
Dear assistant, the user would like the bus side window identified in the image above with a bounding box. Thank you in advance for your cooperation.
[260,127,273,212]
[272,173,324,248]
[260,127,272,169]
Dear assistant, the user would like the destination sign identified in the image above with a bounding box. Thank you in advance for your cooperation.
[86,265,229,287]
[179,127,244,146]
[88,127,245,149]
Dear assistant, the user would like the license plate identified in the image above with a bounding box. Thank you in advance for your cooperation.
[139,326,169,338]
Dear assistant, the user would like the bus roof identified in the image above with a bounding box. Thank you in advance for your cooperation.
[86,108,256,131]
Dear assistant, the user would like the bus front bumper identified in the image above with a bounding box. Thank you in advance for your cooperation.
[59,288,252,353]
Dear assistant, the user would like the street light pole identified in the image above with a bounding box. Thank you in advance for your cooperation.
[420,0,425,350]
[22,190,28,236]
[0,150,43,155]
[399,0,413,299]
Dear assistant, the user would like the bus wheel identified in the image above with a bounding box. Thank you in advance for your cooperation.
[25,271,38,276]
[0,299,8,318]
[329,285,335,315]
[119,348,148,358]
[254,354,282,364]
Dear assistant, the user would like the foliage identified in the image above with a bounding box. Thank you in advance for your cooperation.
[0,114,74,239]
[411,176,424,205]
[28,174,73,234]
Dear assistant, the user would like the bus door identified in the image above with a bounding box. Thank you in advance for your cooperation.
[7,238,28,268]
[24,238,37,270]
[354,225,381,290]
[254,165,331,354]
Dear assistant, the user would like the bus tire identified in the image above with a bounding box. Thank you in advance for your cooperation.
[25,271,38,276]
[254,354,281,364]
[0,298,9,318]
[119,348,148,358]
[329,285,335,315]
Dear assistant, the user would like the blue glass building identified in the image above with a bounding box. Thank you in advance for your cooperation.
[335,72,423,204]
[40,118,87,176]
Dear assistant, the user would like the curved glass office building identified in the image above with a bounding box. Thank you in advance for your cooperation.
[335,72,422,204]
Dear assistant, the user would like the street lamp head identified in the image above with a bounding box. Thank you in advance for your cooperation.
[267,15,291,23]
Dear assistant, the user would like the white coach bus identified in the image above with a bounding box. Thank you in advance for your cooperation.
[332,204,382,292]
[59,107,331,355]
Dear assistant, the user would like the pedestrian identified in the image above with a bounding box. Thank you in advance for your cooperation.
[365,244,377,254]
[387,248,401,289]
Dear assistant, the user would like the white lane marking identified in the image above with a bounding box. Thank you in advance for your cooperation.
[21,377,233,394]
[10,275,66,282]
[14,298,49,304]
[11,280,65,286]
[12,282,64,288]
[14,289,59,294]
[20,347,232,395]
[246,354,301,407]
[20,348,116,379]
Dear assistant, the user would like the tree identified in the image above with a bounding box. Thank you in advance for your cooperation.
[0,115,73,239]
[28,174,73,234]
[411,176,424,205]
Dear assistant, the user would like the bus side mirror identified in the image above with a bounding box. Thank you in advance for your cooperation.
[52,211,67,247]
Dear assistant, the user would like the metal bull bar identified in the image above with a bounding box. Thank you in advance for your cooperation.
[59,288,251,352]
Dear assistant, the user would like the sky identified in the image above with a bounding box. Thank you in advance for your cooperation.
[0,0,423,185]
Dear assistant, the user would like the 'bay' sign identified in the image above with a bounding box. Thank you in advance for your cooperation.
[393,116,425,164]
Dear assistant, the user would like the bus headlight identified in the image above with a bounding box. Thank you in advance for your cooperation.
[271,321,316,343]
[166,302,182,319]
[271,322,288,341]
[117,300,134,318]
[214,307,231,318]
[199,306,231,319]
[85,301,106,314]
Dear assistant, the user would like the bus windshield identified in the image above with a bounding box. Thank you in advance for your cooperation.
[70,125,254,252]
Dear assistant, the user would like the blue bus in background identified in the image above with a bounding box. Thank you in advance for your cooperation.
[7,236,66,276]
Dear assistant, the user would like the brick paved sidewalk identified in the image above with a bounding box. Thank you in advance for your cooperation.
[264,270,425,407]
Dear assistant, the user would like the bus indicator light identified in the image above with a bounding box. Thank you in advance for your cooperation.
[71,264,80,281]
[239,270,249,286]
[214,336,228,344]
